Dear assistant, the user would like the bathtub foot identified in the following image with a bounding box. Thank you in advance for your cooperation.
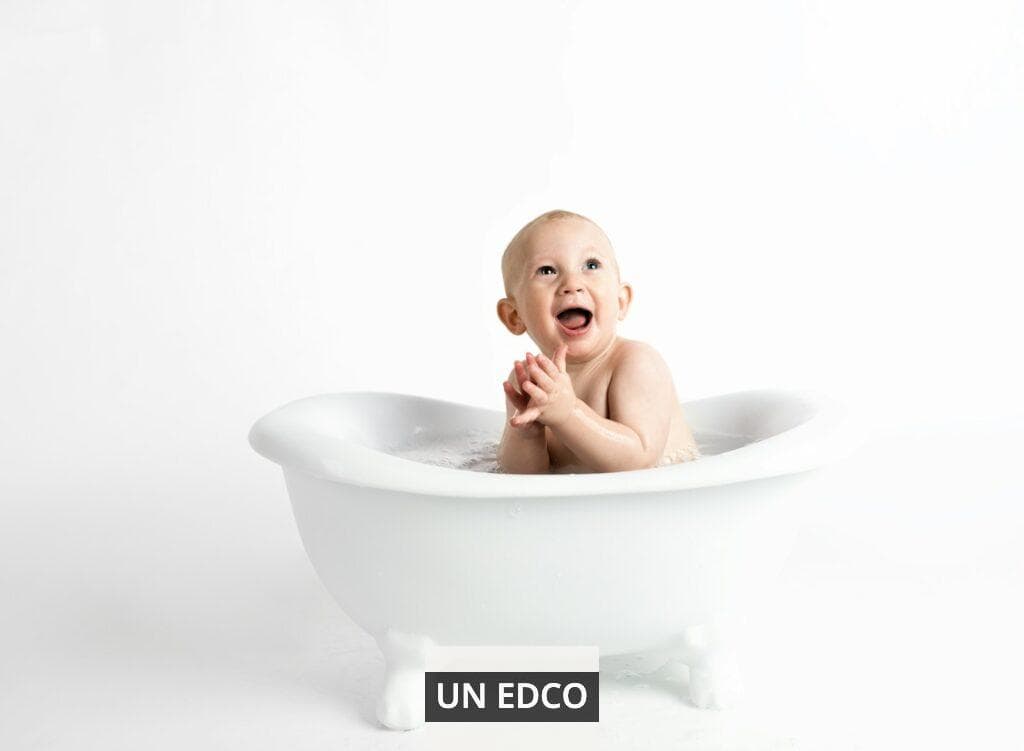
[374,629,435,731]
[666,624,744,710]
[687,651,742,710]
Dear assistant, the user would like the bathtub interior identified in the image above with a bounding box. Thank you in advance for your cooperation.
[685,390,819,444]
[275,390,817,456]
[292,390,806,447]
[249,388,853,498]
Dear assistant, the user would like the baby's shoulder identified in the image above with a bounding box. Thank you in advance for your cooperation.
[608,338,671,382]
[612,337,668,367]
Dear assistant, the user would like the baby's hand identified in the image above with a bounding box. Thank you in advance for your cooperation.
[509,344,576,429]
[503,358,543,433]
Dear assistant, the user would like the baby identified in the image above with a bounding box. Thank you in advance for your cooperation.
[496,209,701,473]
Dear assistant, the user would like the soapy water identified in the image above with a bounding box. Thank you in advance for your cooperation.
[385,427,505,473]
[383,426,755,474]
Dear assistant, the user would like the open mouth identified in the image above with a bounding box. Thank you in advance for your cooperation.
[555,307,593,336]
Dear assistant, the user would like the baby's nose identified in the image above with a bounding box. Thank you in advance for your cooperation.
[561,280,583,294]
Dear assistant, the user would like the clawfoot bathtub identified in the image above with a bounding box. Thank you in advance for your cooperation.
[248,389,854,730]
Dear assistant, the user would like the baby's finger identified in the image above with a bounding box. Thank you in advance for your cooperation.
[525,354,555,390]
[521,380,548,403]
[535,352,561,379]
[503,380,528,410]
[554,343,568,372]
[514,359,532,387]
[513,407,542,425]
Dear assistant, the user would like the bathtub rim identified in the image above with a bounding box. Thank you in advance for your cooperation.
[248,388,861,499]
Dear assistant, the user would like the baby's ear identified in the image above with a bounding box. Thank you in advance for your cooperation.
[496,298,527,335]
[617,282,634,320]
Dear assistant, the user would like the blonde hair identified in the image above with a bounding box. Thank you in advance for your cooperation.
[501,209,608,297]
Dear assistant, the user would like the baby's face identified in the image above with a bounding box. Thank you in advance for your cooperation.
[500,218,632,363]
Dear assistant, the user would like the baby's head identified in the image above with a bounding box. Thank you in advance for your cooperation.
[497,210,633,363]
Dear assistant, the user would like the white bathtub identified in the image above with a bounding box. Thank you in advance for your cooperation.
[249,389,855,730]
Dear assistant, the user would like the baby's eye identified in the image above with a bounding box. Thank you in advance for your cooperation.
[585,258,601,270]
[537,265,556,276]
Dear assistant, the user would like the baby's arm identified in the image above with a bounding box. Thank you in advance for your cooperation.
[496,362,550,474]
[537,343,672,472]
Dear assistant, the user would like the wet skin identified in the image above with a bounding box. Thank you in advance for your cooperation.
[496,217,699,473]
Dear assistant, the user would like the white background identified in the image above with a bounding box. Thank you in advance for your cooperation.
[2,1,1022,749]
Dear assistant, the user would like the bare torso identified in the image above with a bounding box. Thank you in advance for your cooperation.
[511,337,700,471]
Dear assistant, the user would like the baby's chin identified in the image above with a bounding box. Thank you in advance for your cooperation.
[544,324,616,357]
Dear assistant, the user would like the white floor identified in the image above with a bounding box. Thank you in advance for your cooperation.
[3,419,1022,750]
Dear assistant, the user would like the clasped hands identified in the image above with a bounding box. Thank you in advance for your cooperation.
[502,342,577,431]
